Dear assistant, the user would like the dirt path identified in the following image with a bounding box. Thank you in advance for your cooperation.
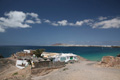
[32,61,120,80]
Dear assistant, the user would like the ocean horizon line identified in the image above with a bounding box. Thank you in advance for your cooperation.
[0,45,120,48]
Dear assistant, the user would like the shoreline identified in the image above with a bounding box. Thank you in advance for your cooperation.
[0,46,120,61]
[0,45,120,48]
[52,45,120,48]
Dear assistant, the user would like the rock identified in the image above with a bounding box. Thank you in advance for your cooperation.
[0,54,4,58]
[117,54,120,57]
[101,56,115,67]
[114,57,120,67]
[101,56,120,67]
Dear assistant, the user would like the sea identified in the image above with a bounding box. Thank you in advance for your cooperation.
[0,46,120,61]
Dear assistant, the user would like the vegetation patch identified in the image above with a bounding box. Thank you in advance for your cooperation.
[22,75,24,77]
[33,49,45,57]
[12,72,18,76]
[63,68,68,71]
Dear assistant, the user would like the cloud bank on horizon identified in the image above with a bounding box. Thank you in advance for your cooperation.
[0,11,120,32]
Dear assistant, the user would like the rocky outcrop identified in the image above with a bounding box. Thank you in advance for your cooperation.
[0,54,4,58]
[99,56,120,68]
[117,54,120,57]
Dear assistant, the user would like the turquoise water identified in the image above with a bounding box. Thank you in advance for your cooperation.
[0,46,120,61]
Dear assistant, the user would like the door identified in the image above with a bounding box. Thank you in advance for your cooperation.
[70,56,73,60]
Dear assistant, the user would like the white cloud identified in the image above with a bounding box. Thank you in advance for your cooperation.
[68,23,75,26]
[75,19,93,26]
[27,12,41,23]
[0,11,30,29]
[45,17,120,29]
[26,20,35,24]
[36,19,41,23]
[44,19,92,27]
[44,19,74,26]
[27,13,38,18]
[0,26,5,32]
[1,11,119,32]
[51,22,59,26]
[98,16,107,20]
[92,17,120,29]
[0,11,41,32]
[44,19,51,23]
[75,21,84,26]
[57,20,68,26]
[43,19,58,26]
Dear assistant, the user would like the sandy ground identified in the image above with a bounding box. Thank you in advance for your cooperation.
[0,58,31,80]
[32,61,120,80]
[1,57,120,80]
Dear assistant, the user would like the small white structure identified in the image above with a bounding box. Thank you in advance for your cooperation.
[53,53,78,62]
[41,52,59,58]
[16,60,28,69]
[23,49,31,53]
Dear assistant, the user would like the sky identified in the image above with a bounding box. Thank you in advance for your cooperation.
[0,0,120,46]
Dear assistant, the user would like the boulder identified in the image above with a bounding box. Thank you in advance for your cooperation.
[101,56,120,67]
[0,54,4,58]
[114,57,120,66]
[117,54,120,57]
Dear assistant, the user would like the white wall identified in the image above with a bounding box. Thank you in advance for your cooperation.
[24,50,30,53]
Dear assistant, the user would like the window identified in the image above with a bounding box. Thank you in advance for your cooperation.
[70,56,73,60]
[60,57,66,61]
[74,56,77,59]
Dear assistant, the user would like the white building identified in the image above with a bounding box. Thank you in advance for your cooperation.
[23,49,31,53]
[53,53,78,62]
[41,52,59,58]
[16,60,28,69]
[41,52,78,62]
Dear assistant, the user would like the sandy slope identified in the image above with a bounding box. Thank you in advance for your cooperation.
[32,61,120,80]
[0,58,31,80]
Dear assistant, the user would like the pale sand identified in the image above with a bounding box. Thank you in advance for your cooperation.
[0,58,31,80]
[32,61,120,80]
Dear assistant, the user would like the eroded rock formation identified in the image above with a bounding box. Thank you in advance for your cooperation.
[99,56,120,68]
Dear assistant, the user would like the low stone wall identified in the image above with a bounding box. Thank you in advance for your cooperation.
[32,61,65,75]
[33,61,65,69]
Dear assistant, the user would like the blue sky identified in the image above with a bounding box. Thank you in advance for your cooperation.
[0,0,120,46]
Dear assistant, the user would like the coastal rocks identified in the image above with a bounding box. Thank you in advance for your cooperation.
[101,56,115,67]
[99,56,120,68]
[0,54,4,58]
[117,54,120,57]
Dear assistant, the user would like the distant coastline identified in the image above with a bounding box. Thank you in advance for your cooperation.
[52,43,120,48]
[0,44,120,48]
